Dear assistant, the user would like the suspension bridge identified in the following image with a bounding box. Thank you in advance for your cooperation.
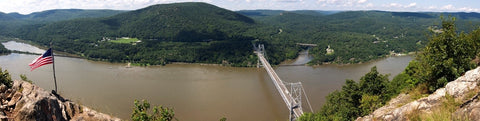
[254,44,312,121]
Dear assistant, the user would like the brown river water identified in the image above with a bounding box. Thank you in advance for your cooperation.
[1,41,412,120]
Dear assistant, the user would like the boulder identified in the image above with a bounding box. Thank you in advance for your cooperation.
[0,84,6,92]
[0,80,121,121]
[357,67,480,121]
[7,92,21,106]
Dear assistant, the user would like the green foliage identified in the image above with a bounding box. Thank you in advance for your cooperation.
[3,4,480,67]
[14,9,124,22]
[303,66,392,121]
[0,67,12,88]
[359,94,381,116]
[359,66,389,96]
[297,112,319,121]
[131,99,175,121]
[5,3,480,66]
[219,117,227,121]
[301,16,480,120]
[412,16,479,92]
[0,43,11,54]
[13,2,259,67]
[20,74,33,84]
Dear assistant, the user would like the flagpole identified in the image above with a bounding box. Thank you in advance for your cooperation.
[50,42,58,93]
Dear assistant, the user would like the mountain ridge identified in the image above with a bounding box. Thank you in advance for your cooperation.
[7,9,125,22]
[4,2,480,66]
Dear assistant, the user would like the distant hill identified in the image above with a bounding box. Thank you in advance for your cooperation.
[246,10,480,64]
[21,2,256,43]
[0,12,15,21]
[0,9,124,38]
[108,2,255,41]
[5,2,480,66]
[8,9,125,22]
[14,2,258,66]
[237,10,338,18]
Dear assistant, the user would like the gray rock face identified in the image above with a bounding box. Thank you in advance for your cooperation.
[357,67,480,121]
[0,80,121,121]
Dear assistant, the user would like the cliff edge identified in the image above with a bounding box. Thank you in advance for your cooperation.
[357,67,480,121]
[0,80,121,121]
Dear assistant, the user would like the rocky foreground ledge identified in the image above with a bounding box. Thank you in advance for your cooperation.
[0,80,120,121]
[357,67,480,121]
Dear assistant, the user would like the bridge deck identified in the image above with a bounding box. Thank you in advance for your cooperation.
[256,52,303,118]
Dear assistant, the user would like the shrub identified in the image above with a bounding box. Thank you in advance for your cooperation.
[0,67,12,88]
[131,99,175,121]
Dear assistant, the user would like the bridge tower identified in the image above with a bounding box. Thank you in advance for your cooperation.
[256,44,266,68]
[286,82,310,121]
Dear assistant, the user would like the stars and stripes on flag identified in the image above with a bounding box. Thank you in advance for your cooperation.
[29,48,53,71]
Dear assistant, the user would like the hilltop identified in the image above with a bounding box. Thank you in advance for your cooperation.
[13,2,259,66]
[9,9,125,22]
[0,9,124,38]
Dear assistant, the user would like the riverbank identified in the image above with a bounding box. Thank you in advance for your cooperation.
[0,49,413,120]
[311,52,417,67]
[1,38,410,69]
[1,80,120,120]
[1,39,81,58]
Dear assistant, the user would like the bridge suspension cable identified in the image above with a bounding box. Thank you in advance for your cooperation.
[254,44,313,121]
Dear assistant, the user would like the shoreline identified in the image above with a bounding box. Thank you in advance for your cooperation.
[1,38,416,68]
[311,52,416,67]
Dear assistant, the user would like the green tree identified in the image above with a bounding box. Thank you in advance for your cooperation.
[416,16,478,92]
[20,74,33,84]
[0,67,12,88]
[359,66,390,101]
[219,117,227,121]
[131,99,175,121]
[301,66,391,121]
[359,94,381,116]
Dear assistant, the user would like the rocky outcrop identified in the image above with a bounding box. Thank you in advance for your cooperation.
[357,67,480,121]
[0,80,121,121]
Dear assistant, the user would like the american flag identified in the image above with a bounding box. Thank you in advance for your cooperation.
[29,48,53,71]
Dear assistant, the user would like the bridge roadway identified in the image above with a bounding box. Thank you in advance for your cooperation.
[256,52,303,118]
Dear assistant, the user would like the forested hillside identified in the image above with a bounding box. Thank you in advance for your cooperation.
[12,2,259,66]
[299,17,480,121]
[9,9,125,22]
[241,10,480,64]
[0,9,124,38]
[2,2,480,66]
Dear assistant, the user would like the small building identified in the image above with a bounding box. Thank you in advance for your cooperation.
[326,45,334,55]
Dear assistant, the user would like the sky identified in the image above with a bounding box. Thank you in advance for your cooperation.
[0,0,479,14]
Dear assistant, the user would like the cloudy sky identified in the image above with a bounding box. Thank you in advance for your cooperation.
[0,0,479,14]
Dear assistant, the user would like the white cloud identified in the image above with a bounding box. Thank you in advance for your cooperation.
[385,3,401,8]
[316,0,367,7]
[1,0,480,14]
[435,4,480,12]
[0,0,220,14]
[274,0,303,2]
[459,7,480,12]
[358,0,367,4]
[427,5,437,10]
[441,4,454,10]
[382,2,417,10]
[366,3,373,8]
[406,2,416,8]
